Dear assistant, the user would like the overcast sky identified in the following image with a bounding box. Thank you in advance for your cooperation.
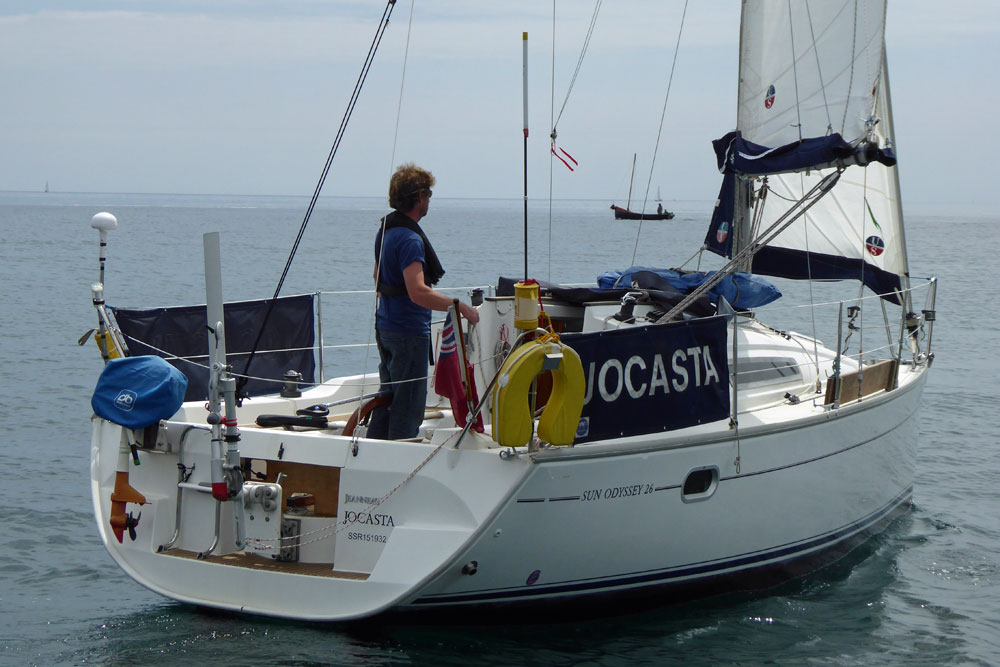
[2,1,996,203]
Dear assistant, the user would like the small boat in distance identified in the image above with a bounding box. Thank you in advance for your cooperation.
[611,153,674,220]
[611,203,674,220]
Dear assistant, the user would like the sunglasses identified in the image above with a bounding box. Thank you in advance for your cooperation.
[411,188,433,199]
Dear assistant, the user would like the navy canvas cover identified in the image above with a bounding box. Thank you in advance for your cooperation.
[713,130,896,177]
[705,172,738,257]
[597,266,781,310]
[562,317,730,443]
[92,355,188,429]
[112,294,316,402]
[751,246,903,305]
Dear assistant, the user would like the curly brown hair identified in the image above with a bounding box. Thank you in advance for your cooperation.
[388,163,435,211]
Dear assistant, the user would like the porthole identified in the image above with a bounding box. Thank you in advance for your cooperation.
[682,466,719,502]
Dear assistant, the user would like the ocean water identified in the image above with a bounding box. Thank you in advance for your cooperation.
[0,191,997,666]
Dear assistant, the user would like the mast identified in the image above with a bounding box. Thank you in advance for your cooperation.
[732,1,752,268]
[522,31,529,280]
[626,153,636,210]
[880,45,912,310]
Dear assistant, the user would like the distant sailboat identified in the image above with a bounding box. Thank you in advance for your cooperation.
[44,181,49,193]
[610,153,674,220]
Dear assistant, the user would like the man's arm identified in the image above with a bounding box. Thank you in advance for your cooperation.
[402,261,480,323]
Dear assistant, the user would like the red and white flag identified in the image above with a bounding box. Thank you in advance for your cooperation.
[434,313,484,432]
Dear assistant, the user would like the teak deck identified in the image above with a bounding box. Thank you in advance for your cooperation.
[163,549,368,580]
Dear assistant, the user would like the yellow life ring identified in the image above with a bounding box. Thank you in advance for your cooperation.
[491,339,585,448]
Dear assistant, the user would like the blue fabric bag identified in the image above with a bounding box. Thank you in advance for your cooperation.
[91,356,189,429]
[598,266,782,309]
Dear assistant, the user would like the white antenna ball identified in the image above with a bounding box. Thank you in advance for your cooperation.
[91,212,118,232]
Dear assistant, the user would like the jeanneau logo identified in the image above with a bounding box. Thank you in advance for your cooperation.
[865,235,885,256]
[114,389,137,411]
[716,221,730,244]
[764,84,776,109]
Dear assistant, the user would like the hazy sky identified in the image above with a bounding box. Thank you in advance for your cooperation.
[2,1,996,203]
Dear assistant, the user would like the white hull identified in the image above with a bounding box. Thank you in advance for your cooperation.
[407,368,923,610]
[90,331,927,620]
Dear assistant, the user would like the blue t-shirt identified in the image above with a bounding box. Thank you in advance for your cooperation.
[375,225,432,334]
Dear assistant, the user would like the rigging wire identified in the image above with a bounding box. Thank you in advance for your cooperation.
[787,0,803,142]
[236,1,397,398]
[841,0,860,135]
[796,171,823,387]
[551,0,603,133]
[548,0,602,281]
[364,0,417,398]
[630,0,688,266]
[803,1,834,134]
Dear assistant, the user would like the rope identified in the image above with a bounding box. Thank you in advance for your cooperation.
[551,0,603,133]
[841,0,860,135]
[803,1,834,134]
[797,172,823,386]
[236,1,397,399]
[787,0,803,142]
[630,0,688,265]
[364,0,416,402]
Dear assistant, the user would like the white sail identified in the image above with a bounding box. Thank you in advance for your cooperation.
[731,0,908,297]
[738,0,887,147]
[752,63,908,295]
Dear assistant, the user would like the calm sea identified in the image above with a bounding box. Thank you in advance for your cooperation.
[1,191,997,666]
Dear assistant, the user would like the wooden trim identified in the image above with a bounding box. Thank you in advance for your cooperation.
[824,359,898,405]
[263,461,341,517]
[163,549,367,579]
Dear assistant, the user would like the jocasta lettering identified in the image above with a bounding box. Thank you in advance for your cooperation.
[341,510,395,527]
[583,345,720,405]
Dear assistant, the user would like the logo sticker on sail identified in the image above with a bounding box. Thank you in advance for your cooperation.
[764,84,776,109]
[716,221,730,244]
[865,235,885,256]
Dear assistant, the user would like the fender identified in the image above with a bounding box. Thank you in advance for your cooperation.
[491,339,585,447]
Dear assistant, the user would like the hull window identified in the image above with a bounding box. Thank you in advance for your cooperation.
[682,467,719,501]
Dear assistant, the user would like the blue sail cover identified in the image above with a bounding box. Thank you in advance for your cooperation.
[598,266,781,310]
[750,247,903,303]
[705,172,738,256]
[713,131,896,177]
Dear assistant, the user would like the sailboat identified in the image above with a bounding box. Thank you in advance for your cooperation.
[610,153,674,220]
[84,0,936,621]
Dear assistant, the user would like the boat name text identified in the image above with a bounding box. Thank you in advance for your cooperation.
[341,510,395,527]
[583,345,720,405]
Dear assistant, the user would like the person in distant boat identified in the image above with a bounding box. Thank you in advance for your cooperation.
[657,202,663,215]
[369,163,480,440]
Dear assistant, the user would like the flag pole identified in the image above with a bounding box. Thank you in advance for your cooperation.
[450,300,476,419]
[522,31,529,281]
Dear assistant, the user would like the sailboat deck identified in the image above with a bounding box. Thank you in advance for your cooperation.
[162,549,369,580]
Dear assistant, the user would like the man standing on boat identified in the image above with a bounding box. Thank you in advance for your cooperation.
[370,163,480,440]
